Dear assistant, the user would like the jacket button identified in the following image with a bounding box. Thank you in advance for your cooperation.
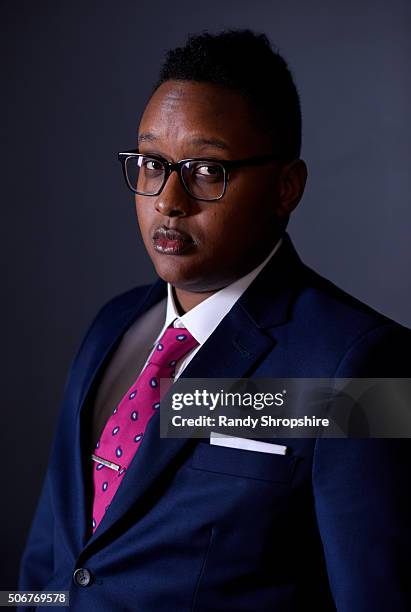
[73,567,93,587]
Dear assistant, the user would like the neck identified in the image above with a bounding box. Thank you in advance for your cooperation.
[171,232,286,314]
[173,286,216,314]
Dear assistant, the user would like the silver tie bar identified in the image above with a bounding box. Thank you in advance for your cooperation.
[91,453,121,472]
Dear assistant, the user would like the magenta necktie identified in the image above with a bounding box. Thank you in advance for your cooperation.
[91,323,199,533]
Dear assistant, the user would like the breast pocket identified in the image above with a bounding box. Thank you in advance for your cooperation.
[190,442,297,483]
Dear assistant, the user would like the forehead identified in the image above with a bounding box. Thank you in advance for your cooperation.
[138,80,271,156]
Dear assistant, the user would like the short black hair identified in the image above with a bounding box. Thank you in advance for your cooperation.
[155,29,302,163]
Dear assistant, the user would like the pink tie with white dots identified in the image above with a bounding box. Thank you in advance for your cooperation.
[91,323,198,533]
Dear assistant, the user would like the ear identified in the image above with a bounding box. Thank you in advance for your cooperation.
[277,159,308,220]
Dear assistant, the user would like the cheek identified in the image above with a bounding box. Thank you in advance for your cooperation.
[195,206,230,250]
[229,179,280,227]
[135,196,144,218]
[135,199,151,236]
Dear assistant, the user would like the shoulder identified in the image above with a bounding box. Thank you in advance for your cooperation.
[96,283,154,317]
[74,283,155,356]
[294,264,411,376]
[256,233,411,367]
[296,263,403,331]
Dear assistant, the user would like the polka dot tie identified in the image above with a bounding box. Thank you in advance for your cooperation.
[91,324,199,532]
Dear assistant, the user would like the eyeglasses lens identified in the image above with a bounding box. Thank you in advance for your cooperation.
[124,156,164,195]
[182,161,225,200]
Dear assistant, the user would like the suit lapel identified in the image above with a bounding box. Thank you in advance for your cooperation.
[51,279,168,559]
[72,232,306,554]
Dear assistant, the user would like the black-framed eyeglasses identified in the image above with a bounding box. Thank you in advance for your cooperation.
[117,150,279,202]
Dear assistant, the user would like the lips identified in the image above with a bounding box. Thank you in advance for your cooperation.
[152,225,195,255]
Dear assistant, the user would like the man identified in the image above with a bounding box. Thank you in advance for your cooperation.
[19,30,411,611]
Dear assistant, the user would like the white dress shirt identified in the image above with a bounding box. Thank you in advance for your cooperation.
[90,237,283,444]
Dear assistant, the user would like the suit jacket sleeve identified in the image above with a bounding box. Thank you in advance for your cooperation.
[17,298,113,592]
[18,471,55,591]
[313,323,411,611]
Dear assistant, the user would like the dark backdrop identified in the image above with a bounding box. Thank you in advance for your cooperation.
[1,0,410,589]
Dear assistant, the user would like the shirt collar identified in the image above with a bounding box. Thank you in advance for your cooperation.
[164,236,283,345]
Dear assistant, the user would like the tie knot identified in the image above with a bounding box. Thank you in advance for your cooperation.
[148,324,199,368]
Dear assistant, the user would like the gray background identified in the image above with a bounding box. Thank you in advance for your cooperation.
[1,0,410,589]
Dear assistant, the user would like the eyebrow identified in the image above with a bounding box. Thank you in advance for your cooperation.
[138,132,157,145]
[137,132,229,151]
[190,137,229,151]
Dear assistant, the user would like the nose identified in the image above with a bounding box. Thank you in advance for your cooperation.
[154,170,192,218]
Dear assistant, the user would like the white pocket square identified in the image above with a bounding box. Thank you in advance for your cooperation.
[210,432,287,455]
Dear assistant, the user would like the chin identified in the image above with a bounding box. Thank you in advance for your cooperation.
[153,259,216,293]
[151,255,191,286]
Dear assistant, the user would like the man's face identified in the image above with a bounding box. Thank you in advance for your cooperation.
[136,80,288,293]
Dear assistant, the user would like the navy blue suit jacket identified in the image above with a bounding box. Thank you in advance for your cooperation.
[18,232,411,611]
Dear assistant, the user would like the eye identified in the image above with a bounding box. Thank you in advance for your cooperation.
[192,163,224,181]
[197,165,216,175]
[142,158,163,172]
